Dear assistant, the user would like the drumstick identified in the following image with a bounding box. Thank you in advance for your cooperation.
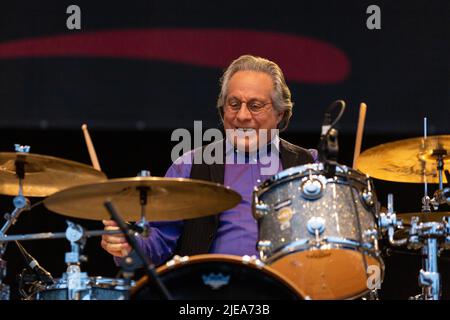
[81,123,101,171]
[352,103,367,168]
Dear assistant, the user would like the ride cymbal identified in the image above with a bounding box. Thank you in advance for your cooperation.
[355,135,450,183]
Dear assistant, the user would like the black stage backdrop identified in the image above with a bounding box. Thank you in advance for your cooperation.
[0,0,450,300]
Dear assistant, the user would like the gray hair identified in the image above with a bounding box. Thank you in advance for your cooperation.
[216,55,293,131]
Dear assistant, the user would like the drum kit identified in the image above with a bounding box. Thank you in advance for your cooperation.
[1,126,450,300]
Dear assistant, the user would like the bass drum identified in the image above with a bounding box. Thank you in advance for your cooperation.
[131,254,305,300]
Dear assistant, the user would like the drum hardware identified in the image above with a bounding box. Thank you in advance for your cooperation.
[134,170,152,237]
[0,220,123,300]
[0,229,122,243]
[63,221,90,300]
[165,255,190,268]
[355,118,450,299]
[14,240,54,285]
[0,145,32,300]
[379,199,450,300]
[20,221,130,300]
[317,100,345,164]
[408,219,445,300]
[300,175,325,200]
[17,267,47,300]
[104,200,173,300]
[32,276,134,300]
[0,191,31,300]
[430,170,450,210]
[256,240,272,256]
[14,240,54,300]
[306,217,326,237]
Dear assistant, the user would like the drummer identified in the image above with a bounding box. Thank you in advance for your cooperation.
[101,54,317,265]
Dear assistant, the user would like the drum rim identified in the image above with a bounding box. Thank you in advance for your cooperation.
[255,163,373,197]
[36,276,132,291]
[131,253,306,299]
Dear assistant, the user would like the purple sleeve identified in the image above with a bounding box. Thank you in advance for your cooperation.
[309,148,319,163]
[114,152,193,266]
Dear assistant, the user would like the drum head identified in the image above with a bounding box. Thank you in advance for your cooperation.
[269,249,383,300]
[131,254,304,300]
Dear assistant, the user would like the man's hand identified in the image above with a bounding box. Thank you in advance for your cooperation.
[101,220,132,257]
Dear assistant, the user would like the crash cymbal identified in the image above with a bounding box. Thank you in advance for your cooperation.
[355,135,450,183]
[397,212,450,224]
[0,152,107,197]
[44,177,242,221]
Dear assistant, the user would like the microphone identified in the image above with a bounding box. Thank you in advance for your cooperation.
[318,100,346,163]
[15,241,55,285]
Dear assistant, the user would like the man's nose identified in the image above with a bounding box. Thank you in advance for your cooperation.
[236,103,253,121]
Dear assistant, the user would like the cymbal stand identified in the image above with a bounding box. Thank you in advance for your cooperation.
[104,201,173,300]
[135,170,151,237]
[378,194,445,300]
[378,194,407,247]
[0,144,32,300]
[407,216,446,300]
[63,221,90,300]
[411,149,448,300]
[421,117,432,213]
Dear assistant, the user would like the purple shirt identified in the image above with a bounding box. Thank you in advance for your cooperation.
[125,139,317,266]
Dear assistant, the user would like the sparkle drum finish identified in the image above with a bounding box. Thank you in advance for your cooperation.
[253,163,384,299]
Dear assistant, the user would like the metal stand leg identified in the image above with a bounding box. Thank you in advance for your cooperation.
[0,194,31,301]
[0,253,10,300]
[419,238,440,300]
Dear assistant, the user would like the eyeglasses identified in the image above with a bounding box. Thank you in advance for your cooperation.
[225,98,272,115]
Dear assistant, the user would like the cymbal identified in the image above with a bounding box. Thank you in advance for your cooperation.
[0,152,107,197]
[397,212,450,224]
[355,135,450,183]
[44,177,242,221]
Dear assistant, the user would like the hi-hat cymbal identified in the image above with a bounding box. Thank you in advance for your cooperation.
[0,152,107,197]
[397,212,450,225]
[355,135,450,183]
[44,177,242,221]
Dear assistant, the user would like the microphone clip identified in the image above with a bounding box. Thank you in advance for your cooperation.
[319,127,339,163]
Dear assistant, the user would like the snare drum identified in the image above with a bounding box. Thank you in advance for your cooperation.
[131,254,305,300]
[253,163,384,300]
[33,276,132,300]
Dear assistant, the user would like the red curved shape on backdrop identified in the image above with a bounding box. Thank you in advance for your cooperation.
[0,29,350,84]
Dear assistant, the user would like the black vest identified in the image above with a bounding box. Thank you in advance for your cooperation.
[174,138,314,256]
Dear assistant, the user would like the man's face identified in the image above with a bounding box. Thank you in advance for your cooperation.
[223,70,284,152]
